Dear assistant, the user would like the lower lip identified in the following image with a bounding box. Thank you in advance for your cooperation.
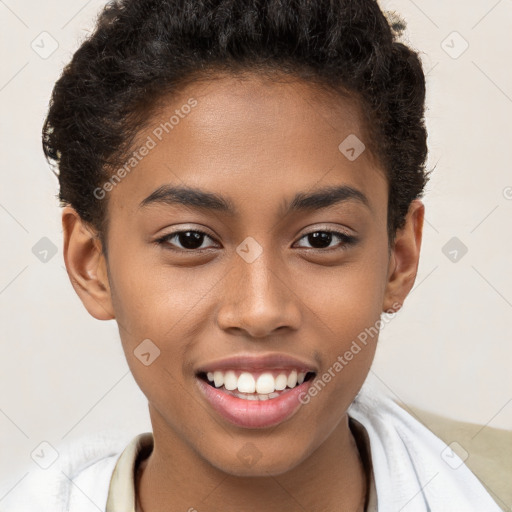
[196,377,313,429]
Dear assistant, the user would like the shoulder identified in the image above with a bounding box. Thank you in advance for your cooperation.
[348,375,505,512]
[0,431,133,512]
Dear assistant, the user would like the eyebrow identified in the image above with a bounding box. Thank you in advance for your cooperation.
[139,183,371,216]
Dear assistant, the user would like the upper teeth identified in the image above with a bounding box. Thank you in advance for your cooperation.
[205,370,307,394]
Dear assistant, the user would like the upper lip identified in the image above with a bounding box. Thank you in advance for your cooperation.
[195,352,318,374]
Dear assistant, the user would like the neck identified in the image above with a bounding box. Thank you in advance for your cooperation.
[136,411,367,512]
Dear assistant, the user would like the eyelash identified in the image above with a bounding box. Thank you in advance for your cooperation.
[155,229,357,253]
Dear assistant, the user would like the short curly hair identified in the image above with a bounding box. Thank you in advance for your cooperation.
[43,0,430,252]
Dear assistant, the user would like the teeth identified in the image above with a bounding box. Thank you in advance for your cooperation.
[274,374,288,390]
[204,369,310,395]
[213,371,224,388]
[238,372,256,393]
[287,370,298,388]
[230,390,281,401]
[224,370,238,391]
[256,373,274,394]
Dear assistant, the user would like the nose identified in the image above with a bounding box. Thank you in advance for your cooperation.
[216,246,302,338]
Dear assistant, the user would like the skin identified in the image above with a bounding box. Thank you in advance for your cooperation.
[62,72,424,512]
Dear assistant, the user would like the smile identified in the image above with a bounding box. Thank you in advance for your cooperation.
[195,357,317,428]
[200,369,314,399]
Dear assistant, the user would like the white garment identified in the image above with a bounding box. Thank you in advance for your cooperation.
[0,374,502,512]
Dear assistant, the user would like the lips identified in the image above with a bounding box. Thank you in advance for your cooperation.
[195,353,318,375]
[195,353,317,428]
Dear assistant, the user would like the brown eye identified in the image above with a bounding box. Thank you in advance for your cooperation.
[156,230,218,251]
[295,230,357,250]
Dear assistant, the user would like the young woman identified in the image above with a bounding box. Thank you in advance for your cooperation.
[3,1,502,511]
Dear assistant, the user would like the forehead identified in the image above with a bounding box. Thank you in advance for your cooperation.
[107,72,387,217]
[167,72,367,147]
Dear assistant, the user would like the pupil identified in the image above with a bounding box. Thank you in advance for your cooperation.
[179,231,203,249]
[309,232,332,248]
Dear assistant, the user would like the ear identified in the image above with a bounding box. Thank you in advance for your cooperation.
[382,199,425,314]
[62,206,115,320]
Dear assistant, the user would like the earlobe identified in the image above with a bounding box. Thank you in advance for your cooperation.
[62,206,115,320]
[382,199,425,314]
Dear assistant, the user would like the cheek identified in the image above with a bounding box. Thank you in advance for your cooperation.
[301,249,388,337]
[106,250,226,403]
[108,248,217,337]
[298,251,387,403]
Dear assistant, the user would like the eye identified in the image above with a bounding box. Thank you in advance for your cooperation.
[155,229,218,251]
[295,230,357,250]
[155,228,357,253]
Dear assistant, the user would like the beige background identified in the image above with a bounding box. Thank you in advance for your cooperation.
[1,0,511,505]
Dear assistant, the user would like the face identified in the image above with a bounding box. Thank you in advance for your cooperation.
[63,72,423,477]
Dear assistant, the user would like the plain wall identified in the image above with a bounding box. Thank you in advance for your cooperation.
[1,0,511,492]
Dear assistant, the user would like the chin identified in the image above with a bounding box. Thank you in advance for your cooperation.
[204,442,310,478]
